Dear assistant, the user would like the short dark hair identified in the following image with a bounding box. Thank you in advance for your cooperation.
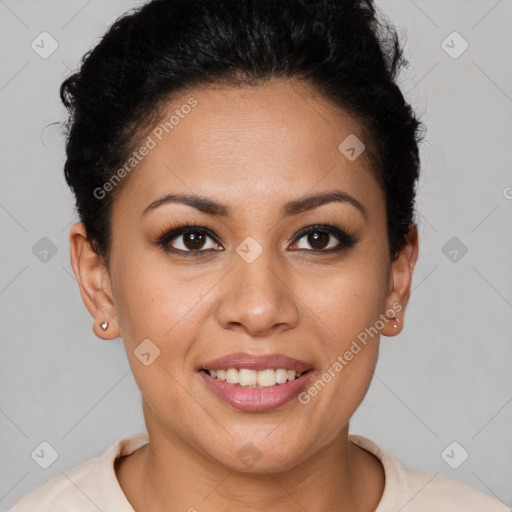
[60,0,425,267]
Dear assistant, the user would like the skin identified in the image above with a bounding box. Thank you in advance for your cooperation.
[70,79,418,512]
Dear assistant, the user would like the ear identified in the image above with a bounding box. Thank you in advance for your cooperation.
[69,222,120,340]
[381,224,419,337]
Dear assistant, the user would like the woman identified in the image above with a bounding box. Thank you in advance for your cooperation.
[9,0,510,510]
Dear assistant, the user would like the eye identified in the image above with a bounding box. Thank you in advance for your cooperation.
[157,225,222,256]
[290,225,357,253]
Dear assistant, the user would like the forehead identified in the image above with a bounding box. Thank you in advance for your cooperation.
[116,80,383,218]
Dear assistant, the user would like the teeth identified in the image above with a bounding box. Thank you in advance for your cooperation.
[239,369,257,386]
[257,369,275,387]
[205,368,303,387]
[225,368,239,384]
[275,369,288,384]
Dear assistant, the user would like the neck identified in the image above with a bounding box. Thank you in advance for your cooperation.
[115,406,384,512]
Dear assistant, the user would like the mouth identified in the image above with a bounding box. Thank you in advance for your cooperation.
[199,367,312,388]
[197,352,315,412]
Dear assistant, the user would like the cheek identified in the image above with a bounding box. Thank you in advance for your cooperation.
[112,250,206,342]
[294,263,387,432]
[112,265,203,420]
[111,254,219,397]
[302,254,389,339]
[295,253,388,405]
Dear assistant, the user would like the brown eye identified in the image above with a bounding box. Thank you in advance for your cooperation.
[305,231,331,250]
[291,225,357,253]
[157,226,222,255]
[180,232,207,251]
[167,230,220,252]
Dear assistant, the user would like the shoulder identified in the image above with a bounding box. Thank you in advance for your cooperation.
[8,460,99,512]
[8,432,149,512]
[400,465,511,512]
[349,434,511,512]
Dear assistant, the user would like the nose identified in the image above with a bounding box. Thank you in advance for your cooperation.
[215,248,301,337]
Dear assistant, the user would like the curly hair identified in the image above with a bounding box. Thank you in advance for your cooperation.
[60,0,425,268]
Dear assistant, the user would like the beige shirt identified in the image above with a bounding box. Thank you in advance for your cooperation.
[9,432,511,511]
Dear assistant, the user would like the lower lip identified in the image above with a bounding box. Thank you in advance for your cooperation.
[199,370,314,412]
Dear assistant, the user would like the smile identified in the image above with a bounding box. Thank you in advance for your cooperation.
[199,368,314,412]
[203,368,305,387]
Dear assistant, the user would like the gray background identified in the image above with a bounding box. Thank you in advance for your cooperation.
[1,0,511,510]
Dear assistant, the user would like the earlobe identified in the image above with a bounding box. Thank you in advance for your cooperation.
[69,222,120,340]
[381,225,419,337]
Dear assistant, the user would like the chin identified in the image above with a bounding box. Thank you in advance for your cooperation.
[205,435,312,474]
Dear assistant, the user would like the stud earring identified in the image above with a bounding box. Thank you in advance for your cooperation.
[393,317,401,328]
[100,321,108,331]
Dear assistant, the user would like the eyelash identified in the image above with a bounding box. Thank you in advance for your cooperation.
[154,220,358,257]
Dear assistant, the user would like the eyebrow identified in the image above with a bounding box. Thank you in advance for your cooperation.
[141,190,367,219]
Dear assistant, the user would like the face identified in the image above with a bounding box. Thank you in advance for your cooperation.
[71,79,417,472]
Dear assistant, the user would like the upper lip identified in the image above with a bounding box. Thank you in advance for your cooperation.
[201,352,314,373]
